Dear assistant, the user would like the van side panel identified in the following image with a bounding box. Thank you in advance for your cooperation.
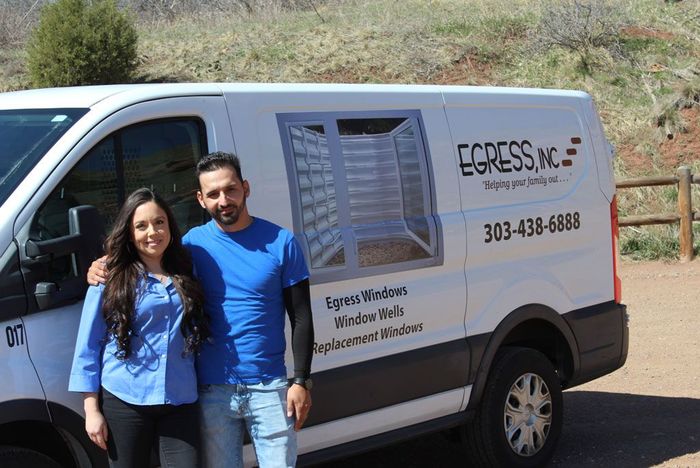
[223,88,470,455]
[0,243,45,404]
[443,91,614,340]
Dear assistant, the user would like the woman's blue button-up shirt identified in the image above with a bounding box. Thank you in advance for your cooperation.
[69,274,197,406]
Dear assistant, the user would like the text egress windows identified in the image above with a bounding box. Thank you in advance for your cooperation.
[280,111,441,281]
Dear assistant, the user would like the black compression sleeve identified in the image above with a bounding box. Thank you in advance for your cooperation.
[283,279,314,379]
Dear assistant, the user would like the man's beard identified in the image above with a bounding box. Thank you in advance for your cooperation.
[211,198,246,226]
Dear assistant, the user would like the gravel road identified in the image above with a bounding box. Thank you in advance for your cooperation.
[316,260,700,467]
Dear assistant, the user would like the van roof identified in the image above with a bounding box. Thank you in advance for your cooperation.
[0,83,590,110]
[0,83,226,110]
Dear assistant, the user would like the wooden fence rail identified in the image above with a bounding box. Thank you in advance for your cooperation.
[616,166,700,262]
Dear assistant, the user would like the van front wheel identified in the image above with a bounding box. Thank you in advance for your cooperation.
[0,446,62,468]
[463,347,563,467]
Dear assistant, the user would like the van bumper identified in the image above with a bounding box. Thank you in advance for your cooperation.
[563,300,628,388]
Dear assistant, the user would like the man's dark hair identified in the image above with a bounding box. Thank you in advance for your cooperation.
[196,151,243,182]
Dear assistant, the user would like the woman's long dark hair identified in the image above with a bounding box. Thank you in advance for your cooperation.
[102,188,208,359]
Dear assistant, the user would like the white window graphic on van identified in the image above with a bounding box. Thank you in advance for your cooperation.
[280,112,441,282]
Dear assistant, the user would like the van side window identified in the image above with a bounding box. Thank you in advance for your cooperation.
[279,111,441,283]
[30,118,206,281]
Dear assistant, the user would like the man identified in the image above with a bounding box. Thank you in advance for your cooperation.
[89,151,314,467]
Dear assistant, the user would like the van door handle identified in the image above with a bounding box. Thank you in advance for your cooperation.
[24,253,52,264]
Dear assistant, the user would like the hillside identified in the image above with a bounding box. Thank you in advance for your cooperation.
[1,0,699,257]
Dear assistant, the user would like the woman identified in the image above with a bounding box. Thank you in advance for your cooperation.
[69,188,208,468]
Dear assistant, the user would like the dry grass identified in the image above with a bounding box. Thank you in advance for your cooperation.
[136,0,464,83]
[3,0,700,257]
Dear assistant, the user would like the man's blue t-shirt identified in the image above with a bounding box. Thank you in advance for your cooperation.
[183,218,309,384]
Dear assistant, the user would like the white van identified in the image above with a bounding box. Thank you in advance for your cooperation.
[0,83,627,467]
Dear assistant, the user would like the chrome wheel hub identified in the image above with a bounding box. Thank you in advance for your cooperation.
[503,372,552,456]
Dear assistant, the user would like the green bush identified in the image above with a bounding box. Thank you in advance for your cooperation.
[27,0,138,87]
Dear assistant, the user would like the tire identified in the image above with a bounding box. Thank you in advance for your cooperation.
[462,347,563,467]
[0,446,63,468]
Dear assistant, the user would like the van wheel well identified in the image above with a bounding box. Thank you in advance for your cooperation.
[461,346,563,467]
[499,318,574,384]
[0,421,76,468]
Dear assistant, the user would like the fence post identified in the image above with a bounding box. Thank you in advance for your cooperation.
[677,166,694,262]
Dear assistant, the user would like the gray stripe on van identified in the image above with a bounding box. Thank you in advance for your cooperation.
[305,337,481,428]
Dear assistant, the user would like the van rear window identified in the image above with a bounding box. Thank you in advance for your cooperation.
[0,108,87,204]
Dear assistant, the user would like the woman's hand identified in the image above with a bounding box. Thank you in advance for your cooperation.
[83,393,108,450]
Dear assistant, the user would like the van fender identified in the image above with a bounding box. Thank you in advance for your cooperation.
[48,401,108,468]
[0,399,50,426]
[0,399,106,468]
[465,303,581,410]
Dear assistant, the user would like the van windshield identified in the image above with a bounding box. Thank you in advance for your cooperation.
[0,108,88,204]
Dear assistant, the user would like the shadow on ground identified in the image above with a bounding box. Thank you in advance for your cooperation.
[311,391,700,467]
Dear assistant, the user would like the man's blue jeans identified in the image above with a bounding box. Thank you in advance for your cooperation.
[199,377,297,468]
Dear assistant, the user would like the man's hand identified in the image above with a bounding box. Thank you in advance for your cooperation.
[286,384,312,431]
[87,256,109,286]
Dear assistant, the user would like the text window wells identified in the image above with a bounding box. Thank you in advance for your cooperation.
[281,111,441,281]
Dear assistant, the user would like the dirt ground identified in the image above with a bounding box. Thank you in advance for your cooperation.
[318,259,700,467]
